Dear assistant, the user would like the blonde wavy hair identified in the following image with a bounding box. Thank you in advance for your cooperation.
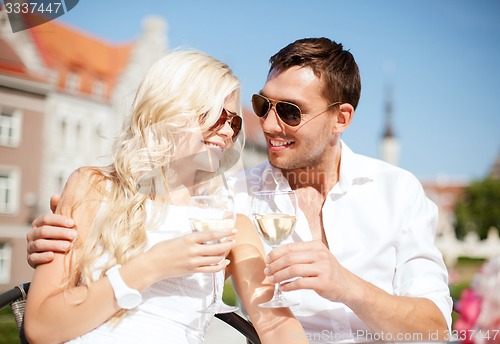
[67,50,242,315]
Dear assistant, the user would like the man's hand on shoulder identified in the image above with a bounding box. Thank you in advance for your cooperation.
[27,195,77,268]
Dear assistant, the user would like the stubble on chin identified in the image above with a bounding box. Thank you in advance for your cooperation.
[267,152,304,171]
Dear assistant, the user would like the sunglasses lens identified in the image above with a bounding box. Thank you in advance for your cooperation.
[276,102,301,126]
[209,110,242,141]
[251,94,270,118]
[252,94,302,126]
[209,112,226,131]
[232,116,242,138]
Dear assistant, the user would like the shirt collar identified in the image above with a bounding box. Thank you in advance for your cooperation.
[258,140,372,197]
[332,140,353,195]
[330,140,374,199]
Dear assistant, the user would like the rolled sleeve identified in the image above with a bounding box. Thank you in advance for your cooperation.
[394,177,453,330]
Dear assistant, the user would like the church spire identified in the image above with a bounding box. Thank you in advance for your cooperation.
[380,83,400,166]
[383,85,395,139]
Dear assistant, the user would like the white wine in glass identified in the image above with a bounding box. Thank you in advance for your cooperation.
[253,214,296,247]
[251,190,300,308]
[190,218,236,245]
[189,194,239,314]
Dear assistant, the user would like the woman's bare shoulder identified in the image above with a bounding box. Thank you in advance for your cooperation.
[57,166,109,215]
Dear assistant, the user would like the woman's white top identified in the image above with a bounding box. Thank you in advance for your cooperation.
[66,204,218,344]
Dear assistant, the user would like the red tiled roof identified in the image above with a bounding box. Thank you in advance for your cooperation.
[0,37,27,75]
[27,18,133,100]
[0,37,48,84]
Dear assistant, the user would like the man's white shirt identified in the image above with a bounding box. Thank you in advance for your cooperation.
[229,141,452,343]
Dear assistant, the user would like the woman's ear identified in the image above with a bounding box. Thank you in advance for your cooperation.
[333,103,354,134]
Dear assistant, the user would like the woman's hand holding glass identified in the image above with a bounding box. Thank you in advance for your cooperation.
[145,228,235,281]
[188,194,239,313]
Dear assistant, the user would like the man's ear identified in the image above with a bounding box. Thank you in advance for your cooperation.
[333,103,354,134]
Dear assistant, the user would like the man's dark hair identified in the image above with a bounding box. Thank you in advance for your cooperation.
[269,37,361,110]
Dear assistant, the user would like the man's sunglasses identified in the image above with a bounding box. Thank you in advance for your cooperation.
[208,108,242,141]
[251,93,341,127]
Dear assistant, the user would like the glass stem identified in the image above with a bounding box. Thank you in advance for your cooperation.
[273,282,281,299]
[212,272,218,304]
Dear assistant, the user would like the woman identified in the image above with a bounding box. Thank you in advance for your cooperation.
[24,50,306,344]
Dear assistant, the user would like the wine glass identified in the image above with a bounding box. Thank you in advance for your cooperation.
[251,190,300,308]
[188,194,239,314]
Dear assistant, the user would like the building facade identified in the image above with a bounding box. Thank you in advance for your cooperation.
[0,7,167,290]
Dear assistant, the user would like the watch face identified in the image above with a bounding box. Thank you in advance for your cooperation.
[119,293,142,309]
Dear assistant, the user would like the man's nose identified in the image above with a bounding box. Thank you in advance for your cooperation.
[260,106,284,133]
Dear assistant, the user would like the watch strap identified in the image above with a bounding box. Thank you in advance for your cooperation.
[105,264,142,309]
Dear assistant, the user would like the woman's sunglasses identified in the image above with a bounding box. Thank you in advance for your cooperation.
[208,109,242,141]
[251,93,341,127]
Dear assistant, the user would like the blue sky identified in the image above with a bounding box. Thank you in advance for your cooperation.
[43,1,500,181]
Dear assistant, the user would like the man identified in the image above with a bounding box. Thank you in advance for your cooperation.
[27,38,452,342]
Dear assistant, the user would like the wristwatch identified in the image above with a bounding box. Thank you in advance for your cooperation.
[105,264,142,309]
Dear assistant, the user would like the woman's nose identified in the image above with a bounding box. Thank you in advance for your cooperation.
[217,120,235,139]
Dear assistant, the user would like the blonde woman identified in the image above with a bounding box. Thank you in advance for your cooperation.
[24,50,306,344]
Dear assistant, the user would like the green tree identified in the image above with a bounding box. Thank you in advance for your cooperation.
[454,178,500,239]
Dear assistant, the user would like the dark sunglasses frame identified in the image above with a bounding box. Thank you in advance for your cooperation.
[251,93,341,127]
[208,108,242,141]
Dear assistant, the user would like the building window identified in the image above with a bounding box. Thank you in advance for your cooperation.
[66,72,80,93]
[0,168,19,214]
[75,121,82,150]
[0,107,22,147]
[0,242,12,284]
[92,79,106,99]
[60,119,67,149]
